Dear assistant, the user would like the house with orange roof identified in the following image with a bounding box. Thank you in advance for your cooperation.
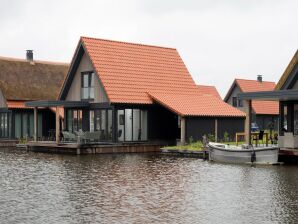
[0,51,68,140]
[224,76,279,130]
[239,50,298,150]
[26,37,245,147]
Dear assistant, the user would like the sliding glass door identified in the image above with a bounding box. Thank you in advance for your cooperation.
[0,112,12,138]
[118,109,147,142]
[66,109,82,133]
[13,112,42,139]
[89,109,113,141]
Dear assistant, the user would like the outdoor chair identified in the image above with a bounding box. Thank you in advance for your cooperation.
[62,131,77,142]
[74,130,88,143]
[252,130,264,147]
[85,131,101,142]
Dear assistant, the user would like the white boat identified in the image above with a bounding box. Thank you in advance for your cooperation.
[208,142,279,164]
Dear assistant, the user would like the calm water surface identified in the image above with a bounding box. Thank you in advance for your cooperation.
[1,148,298,224]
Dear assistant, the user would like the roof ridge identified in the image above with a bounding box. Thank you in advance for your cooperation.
[81,36,177,51]
[0,55,69,66]
[235,78,276,83]
[197,84,216,88]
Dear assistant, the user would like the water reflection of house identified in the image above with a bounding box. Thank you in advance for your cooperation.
[224,76,279,130]
[0,51,68,141]
[25,37,245,151]
[239,50,298,153]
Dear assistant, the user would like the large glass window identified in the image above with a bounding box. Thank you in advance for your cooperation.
[118,109,148,142]
[125,109,133,141]
[0,113,10,138]
[107,110,113,140]
[141,110,148,141]
[81,72,95,100]
[232,97,237,107]
[15,114,21,138]
[118,110,124,142]
[66,109,82,132]
[90,110,94,132]
[89,109,113,141]
[13,112,39,139]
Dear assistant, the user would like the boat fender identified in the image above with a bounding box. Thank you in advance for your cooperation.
[251,150,256,163]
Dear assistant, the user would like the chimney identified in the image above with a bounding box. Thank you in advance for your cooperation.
[257,75,262,82]
[26,50,33,61]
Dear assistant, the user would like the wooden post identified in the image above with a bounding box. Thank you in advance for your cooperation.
[56,106,60,144]
[215,118,218,142]
[181,117,186,145]
[34,107,38,142]
[244,100,252,145]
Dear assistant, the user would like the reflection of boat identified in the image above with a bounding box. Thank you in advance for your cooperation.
[208,142,279,164]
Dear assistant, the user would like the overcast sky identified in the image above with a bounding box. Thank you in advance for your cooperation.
[0,0,297,97]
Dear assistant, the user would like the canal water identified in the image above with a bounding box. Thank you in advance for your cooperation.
[0,148,298,224]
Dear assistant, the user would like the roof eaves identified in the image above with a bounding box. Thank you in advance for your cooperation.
[223,80,238,102]
[276,49,298,90]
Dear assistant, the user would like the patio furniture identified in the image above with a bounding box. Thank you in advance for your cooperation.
[235,132,269,146]
[85,131,101,142]
[62,131,77,142]
[252,130,264,147]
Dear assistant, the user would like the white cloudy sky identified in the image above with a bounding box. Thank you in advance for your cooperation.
[0,0,297,97]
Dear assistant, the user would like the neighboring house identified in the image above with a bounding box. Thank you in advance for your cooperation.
[224,76,279,130]
[27,37,245,144]
[239,49,298,149]
[0,51,68,139]
[197,85,222,99]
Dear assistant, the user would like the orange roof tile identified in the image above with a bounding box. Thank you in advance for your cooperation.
[252,101,279,115]
[236,79,276,92]
[197,85,221,99]
[81,37,244,117]
[235,79,278,115]
[6,101,64,118]
[82,37,199,104]
[7,101,27,109]
[148,91,245,117]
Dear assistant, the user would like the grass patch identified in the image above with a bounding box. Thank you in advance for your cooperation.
[162,141,204,151]
[162,141,247,151]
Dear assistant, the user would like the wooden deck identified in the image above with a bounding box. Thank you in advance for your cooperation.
[0,139,19,147]
[27,141,163,154]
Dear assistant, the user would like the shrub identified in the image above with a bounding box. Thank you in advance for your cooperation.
[223,131,229,142]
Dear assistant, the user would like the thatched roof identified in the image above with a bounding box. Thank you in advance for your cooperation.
[0,56,69,101]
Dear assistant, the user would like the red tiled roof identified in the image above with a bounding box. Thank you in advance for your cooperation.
[7,101,27,109]
[6,101,64,117]
[81,36,244,117]
[197,85,221,99]
[234,79,278,115]
[236,79,276,92]
[82,37,199,104]
[252,101,279,115]
[148,91,245,117]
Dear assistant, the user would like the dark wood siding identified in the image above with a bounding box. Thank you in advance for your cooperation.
[148,105,179,143]
[186,117,245,142]
[186,117,215,142]
[217,118,245,141]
